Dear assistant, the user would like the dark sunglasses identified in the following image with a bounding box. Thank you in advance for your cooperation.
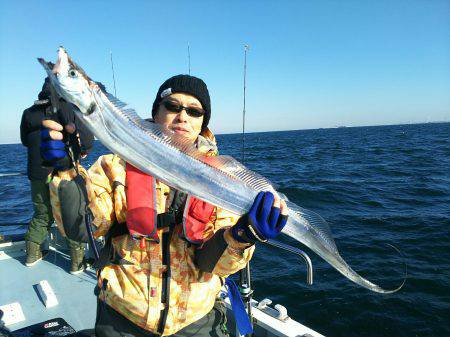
[160,101,205,118]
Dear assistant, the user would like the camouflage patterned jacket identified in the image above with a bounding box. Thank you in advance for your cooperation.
[49,131,254,335]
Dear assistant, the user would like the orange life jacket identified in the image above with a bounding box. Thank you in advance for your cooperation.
[125,163,215,244]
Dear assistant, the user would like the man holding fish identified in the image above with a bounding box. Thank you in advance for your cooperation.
[41,72,288,336]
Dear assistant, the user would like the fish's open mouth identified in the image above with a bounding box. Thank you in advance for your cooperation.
[52,47,67,75]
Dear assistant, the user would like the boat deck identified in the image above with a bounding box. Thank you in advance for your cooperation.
[0,239,97,333]
[0,230,324,336]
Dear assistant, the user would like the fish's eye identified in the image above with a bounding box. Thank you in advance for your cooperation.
[68,68,77,78]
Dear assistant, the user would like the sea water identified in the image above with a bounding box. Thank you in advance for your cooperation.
[1,122,449,336]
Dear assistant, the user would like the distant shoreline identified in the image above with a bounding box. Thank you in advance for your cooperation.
[223,121,450,136]
[2,121,449,145]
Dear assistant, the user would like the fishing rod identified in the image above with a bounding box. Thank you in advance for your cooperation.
[45,78,81,171]
[110,51,118,97]
[187,43,191,75]
[42,78,100,262]
[241,45,249,164]
[85,49,121,259]
[236,45,314,336]
[239,44,253,337]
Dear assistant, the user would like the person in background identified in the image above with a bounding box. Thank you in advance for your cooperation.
[20,76,94,273]
[41,74,288,336]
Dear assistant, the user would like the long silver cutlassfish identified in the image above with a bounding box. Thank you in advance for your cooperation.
[38,47,404,293]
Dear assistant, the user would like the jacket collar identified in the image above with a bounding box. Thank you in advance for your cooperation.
[196,134,218,156]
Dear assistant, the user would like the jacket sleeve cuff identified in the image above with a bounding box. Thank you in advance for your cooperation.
[194,229,228,273]
[223,228,253,250]
[194,228,253,273]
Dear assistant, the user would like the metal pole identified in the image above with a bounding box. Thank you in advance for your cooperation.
[265,240,313,285]
[110,51,117,97]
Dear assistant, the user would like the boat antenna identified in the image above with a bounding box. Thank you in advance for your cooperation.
[110,50,118,97]
[239,44,254,337]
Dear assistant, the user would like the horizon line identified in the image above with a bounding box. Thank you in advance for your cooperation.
[1,120,449,145]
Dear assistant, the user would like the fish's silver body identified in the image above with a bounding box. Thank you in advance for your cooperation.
[38,47,403,294]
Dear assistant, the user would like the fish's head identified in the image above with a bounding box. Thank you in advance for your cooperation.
[38,47,96,115]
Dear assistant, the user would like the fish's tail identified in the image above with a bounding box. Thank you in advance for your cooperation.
[282,201,406,293]
[322,246,406,294]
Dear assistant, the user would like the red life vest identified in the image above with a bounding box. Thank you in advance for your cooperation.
[125,163,215,244]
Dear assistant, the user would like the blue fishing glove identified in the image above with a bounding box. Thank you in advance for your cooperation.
[40,128,72,170]
[231,191,288,244]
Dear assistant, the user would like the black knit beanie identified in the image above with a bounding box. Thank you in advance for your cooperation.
[151,74,211,130]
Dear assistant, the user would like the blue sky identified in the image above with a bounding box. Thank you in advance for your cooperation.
[1,0,449,144]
